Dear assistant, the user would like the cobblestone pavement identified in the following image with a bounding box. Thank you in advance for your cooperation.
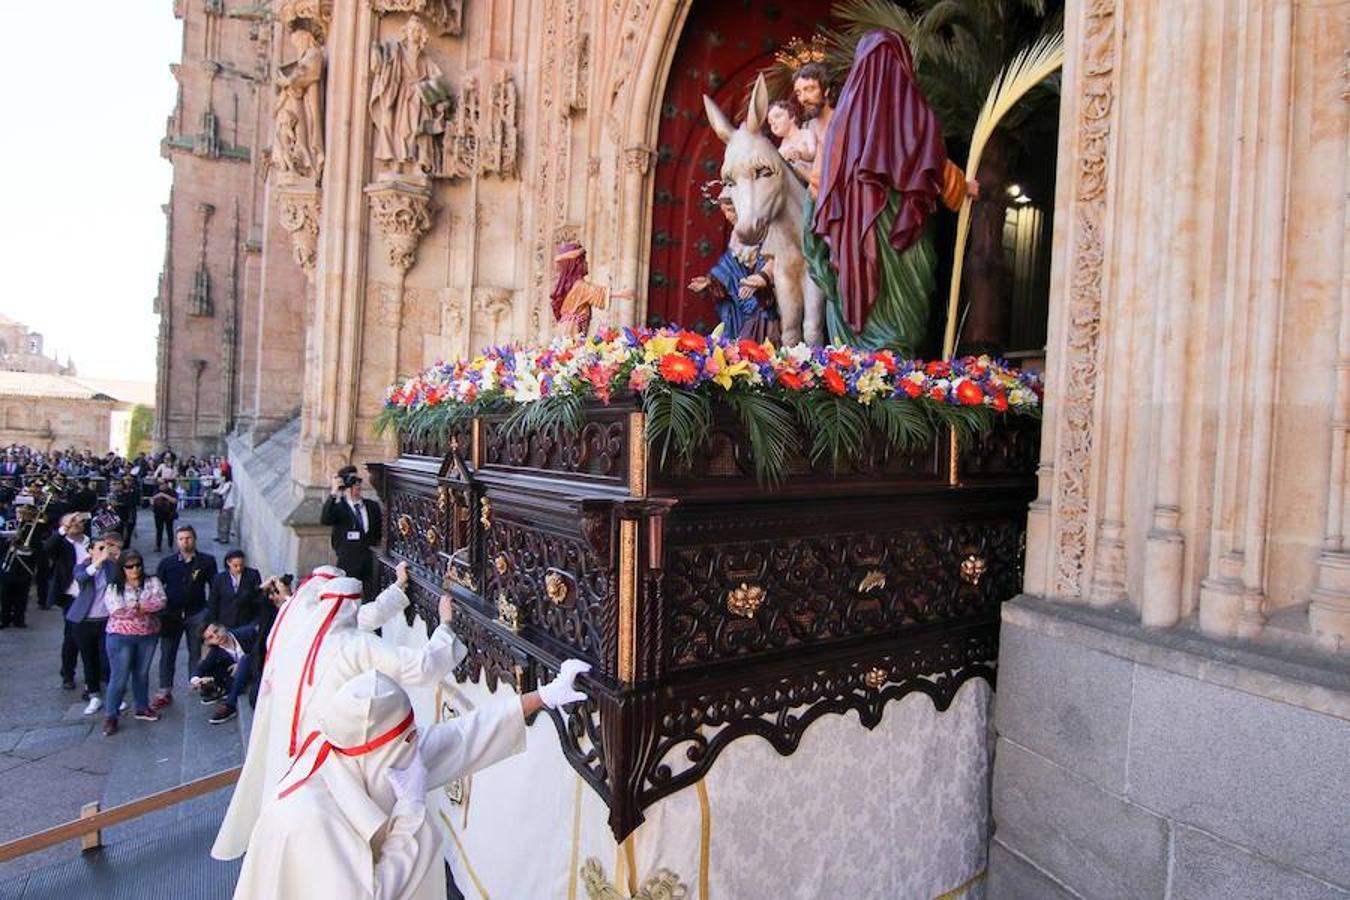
[0,508,250,898]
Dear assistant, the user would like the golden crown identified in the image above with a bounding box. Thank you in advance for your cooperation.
[774,35,828,70]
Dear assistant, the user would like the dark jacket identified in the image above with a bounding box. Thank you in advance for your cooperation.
[319,494,382,578]
[208,567,262,628]
[66,558,118,623]
[42,532,83,609]
[155,551,218,618]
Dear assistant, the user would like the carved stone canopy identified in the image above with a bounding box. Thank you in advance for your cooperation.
[364,180,435,275]
[370,0,463,36]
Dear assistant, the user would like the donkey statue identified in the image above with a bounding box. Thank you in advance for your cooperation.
[703,75,825,346]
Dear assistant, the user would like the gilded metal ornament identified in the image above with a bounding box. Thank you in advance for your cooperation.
[425,525,441,548]
[396,514,414,538]
[436,484,450,515]
[863,667,888,689]
[497,592,521,632]
[858,570,887,593]
[960,554,988,585]
[480,497,492,528]
[544,570,569,605]
[495,554,510,576]
[725,583,766,618]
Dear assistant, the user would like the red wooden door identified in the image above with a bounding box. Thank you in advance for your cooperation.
[645,0,835,330]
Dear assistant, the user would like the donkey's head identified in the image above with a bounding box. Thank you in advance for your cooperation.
[703,75,793,247]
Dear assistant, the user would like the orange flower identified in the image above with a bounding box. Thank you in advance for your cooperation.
[778,369,806,390]
[676,331,707,353]
[992,391,1009,412]
[827,349,854,368]
[925,360,950,377]
[823,367,847,396]
[874,351,897,374]
[737,339,769,363]
[956,380,985,405]
[929,386,945,401]
[658,353,699,384]
[901,379,923,398]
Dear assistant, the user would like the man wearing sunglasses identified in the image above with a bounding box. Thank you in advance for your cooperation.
[68,534,121,716]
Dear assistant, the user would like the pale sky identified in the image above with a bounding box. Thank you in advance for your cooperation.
[0,5,182,382]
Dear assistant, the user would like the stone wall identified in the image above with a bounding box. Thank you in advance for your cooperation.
[0,397,115,453]
[989,597,1349,900]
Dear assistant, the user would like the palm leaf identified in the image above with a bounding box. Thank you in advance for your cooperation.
[792,391,869,472]
[869,396,931,450]
[724,391,797,486]
[643,386,712,470]
[942,30,1064,357]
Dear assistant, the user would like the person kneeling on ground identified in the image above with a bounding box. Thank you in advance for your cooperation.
[191,622,258,724]
[234,660,590,899]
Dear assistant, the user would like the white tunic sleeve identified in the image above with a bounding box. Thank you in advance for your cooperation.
[350,624,467,687]
[357,582,410,632]
[420,693,527,790]
[370,799,438,900]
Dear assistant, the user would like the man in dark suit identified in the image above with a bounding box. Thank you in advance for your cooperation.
[44,511,90,689]
[318,465,382,594]
[208,549,262,628]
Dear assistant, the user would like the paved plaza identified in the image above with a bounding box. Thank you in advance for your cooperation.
[0,508,246,899]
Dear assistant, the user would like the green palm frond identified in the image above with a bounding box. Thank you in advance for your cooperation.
[724,391,798,486]
[791,391,870,472]
[643,385,712,470]
[868,396,931,450]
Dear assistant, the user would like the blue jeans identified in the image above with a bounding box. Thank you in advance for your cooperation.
[106,633,157,716]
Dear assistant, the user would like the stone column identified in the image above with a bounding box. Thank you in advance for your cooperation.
[1198,0,1295,639]
[292,0,376,486]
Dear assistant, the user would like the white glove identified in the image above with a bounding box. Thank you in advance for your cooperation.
[538,659,591,709]
[386,752,428,805]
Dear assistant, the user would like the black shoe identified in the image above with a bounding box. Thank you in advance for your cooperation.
[61,679,76,690]
[208,704,237,724]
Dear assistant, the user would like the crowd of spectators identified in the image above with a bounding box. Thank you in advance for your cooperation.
[0,444,293,736]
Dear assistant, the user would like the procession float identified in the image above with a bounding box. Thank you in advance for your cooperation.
[368,3,1061,896]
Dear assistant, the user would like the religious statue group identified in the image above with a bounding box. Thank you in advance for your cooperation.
[212,563,590,898]
[553,29,975,354]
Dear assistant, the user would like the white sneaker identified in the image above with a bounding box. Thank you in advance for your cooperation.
[83,695,103,716]
[119,701,128,712]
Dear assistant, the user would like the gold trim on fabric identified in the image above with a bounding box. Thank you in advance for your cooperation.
[440,808,490,900]
[933,867,986,900]
[628,411,647,498]
[618,519,638,682]
[623,835,638,896]
[566,775,584,900]
[696,780,711,900]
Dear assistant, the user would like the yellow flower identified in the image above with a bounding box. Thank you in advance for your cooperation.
[710,346,751,390]
[643,336,679,361]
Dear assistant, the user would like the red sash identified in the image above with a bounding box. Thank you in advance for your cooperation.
[287,590,363,756]
[278,709,415,799]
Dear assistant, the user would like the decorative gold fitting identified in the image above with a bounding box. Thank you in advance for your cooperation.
[960,554,988,586]
[725,583,765,619]
[494,554,510,576]
[425,525,441,548]
[396,514,414,539]
[449,435,461,454]
[436,485,450,515]
[497,592,521,632]
[858,570,887,593]
[863,667,888,690]
[479,497,492,528]
[544,571,568,605]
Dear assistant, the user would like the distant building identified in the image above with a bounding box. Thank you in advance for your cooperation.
[0,314,76,376]
[0,372,154,455]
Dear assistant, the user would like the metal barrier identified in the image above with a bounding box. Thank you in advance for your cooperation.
[0,766,240,862]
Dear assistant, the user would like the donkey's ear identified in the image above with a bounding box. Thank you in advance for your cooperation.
[703,94,735,144]
[745,74,769,135]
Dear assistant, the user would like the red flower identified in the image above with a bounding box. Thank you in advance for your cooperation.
[827,349,854,369]
[658,353,699,384]
[676,331,706,353]
[929,386,946,401]
[874,351,897,374]
[901,379,923,398]
[778,369,806,390]
[737,339,769,363]
[992,391,1009,412]
[925,360,950,377]
[956,380,985,406]
[823,367,847,396]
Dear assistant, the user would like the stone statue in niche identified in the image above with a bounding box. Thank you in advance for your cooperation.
[369,15,443,180]
[272,23,326,183]
[766,99,815,185]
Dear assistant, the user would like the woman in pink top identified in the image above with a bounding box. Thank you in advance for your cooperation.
[103,550,165,736]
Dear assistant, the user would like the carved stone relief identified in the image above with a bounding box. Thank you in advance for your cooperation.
[278,0,333,42]
[271,25,326,183]
[1052,0,1116,598]
[481,73,519,178]
[370,15,444,180]
[371,0,463,36]
[275,184,321,279]
[365,180,435,274]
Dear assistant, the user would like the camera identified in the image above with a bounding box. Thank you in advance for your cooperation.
[336,465,361,490]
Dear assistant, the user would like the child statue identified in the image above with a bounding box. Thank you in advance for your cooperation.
[766,99,816,185]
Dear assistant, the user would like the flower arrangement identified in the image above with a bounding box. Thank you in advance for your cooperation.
[377,327,1042,484]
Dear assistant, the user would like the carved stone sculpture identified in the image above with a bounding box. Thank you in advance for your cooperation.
[369,15,443,180]
[481,73,518,178]
[365,180,434,273]
[272,25,326,183]
[275,184,321,279]
[371,0,462,36]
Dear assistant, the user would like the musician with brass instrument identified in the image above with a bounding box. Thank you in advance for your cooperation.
[0,496,48,628]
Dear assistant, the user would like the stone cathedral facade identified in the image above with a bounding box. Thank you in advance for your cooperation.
[155,0,1347,895]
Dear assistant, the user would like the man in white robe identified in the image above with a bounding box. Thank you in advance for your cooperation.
[212,565,447,860]
[234,661,590,899]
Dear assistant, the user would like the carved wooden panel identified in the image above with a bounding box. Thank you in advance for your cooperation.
[663,519,1023,669]
[484,517,614,674]
[959,417,1043,479]
[481,413,628,481]
[386,485,445,575]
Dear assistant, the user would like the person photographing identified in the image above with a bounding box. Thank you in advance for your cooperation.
[319,465,382,597]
